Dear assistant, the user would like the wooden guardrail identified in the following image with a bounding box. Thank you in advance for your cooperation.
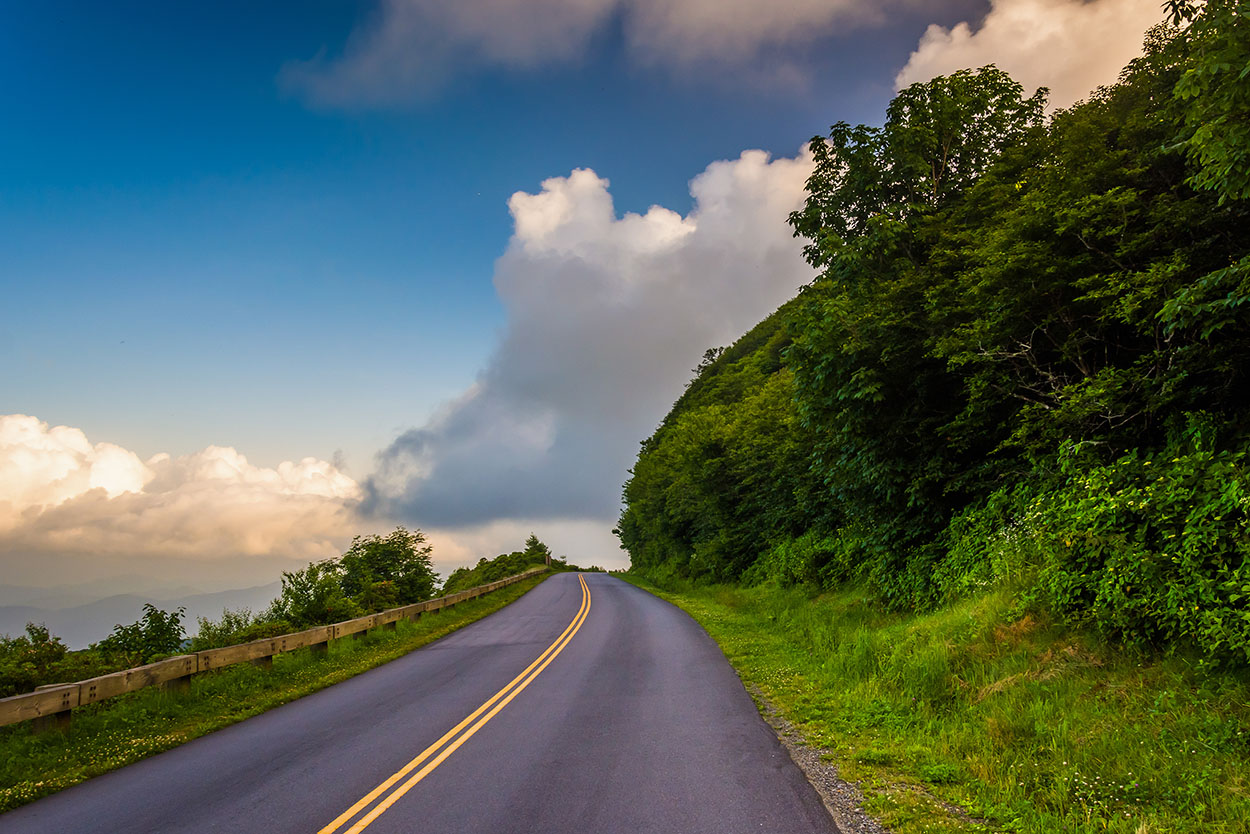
[0,566,549,731]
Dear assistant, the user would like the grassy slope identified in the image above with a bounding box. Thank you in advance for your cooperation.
[624,575,1250,834]
[0,574,548,812]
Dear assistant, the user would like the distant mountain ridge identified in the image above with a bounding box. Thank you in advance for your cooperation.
[0,583,283,650]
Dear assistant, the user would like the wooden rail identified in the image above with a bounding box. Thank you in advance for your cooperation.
[0,566,549,730]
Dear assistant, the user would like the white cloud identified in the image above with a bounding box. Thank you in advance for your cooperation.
[365,148,816,538]
[896,0,1164,109]
[282,0,906,106]
[0,414,622,593]
[0,415,362,563]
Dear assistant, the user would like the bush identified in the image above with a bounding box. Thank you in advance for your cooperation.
[441,534,558,595]
[1026,428,1250,665]
[270,559,361,628]
[189,609,295,651]
[91,604,187,666]
[0,624,68,698]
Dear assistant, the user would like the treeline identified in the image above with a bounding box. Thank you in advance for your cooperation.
[618,4,1250,666]
[0,529,555,697]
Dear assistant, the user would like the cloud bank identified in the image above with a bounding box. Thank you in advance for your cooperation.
[0,414,362,565]
[366,148,816,529]
[283,0,895,106]
[896,0,1163,109]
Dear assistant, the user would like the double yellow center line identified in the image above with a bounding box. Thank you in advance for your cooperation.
[318,573,592,834]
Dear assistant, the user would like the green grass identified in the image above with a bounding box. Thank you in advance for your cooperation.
[0,574,549,812]
[625,575,1250,834]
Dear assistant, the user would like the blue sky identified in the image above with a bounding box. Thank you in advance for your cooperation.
[0,0,1162,589]
[1,0,981,467]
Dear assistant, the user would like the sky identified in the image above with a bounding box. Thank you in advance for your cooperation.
[1,0,1167,599]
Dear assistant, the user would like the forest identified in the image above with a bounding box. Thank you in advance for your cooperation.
[617,2,1250,667]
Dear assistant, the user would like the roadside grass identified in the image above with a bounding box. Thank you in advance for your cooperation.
[0,574,549,813]
[624,575,1250,834]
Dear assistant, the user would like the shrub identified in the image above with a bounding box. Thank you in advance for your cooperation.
[1027,428,1250,665]
[91,604,186,666]
[189,609,295,652]
[0,624,69,698]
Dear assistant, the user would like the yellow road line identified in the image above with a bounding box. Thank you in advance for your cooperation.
[319,574,591,834]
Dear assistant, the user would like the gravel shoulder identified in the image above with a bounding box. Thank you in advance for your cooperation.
[747,684,890,834]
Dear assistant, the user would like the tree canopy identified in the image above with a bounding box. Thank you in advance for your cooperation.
[618,15,1250,664]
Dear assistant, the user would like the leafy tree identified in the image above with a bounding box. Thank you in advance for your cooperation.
[1168,0,1250,202]
[0,624,69,697]
[618,302,829,581]
[788,65,1046,269]
[271,559,360,627]
[339,527,438,612]
[522,533,552,564]
[92,604,186,665]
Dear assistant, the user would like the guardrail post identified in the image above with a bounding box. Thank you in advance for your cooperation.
[309,641,328,657]
[250,656,273,670]
[32,684,73,733]
[32,711,72,733]
[162,675,192,694]
[381,621,397,631]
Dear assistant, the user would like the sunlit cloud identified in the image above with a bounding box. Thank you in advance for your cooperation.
[365,148,817,535]
[896,0,1164,109]
[0,414,362,563]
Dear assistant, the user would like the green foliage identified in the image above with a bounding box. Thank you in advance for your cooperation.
[1170,0,1250,202]
[269,526,439,627]
[617,303,831,581]
[441,534,557,595]
[338,527,438,612]
[92,604,186,666]
[789,66,1046,266]
[0,625,69,698]
[188,609,295,652]
[1026,425,1250,665]
[271,559,362,628]
[618,21,1250,666]
[630,576,1250,834]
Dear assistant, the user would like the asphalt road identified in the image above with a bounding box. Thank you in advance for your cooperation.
[2,572,839,833]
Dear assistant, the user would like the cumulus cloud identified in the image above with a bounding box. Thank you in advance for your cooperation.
[896,0,1164,109]
[0,414,362,564]
[283,0,899,106]
[365,148,816,529]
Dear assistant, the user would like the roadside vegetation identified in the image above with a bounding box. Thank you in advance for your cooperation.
[442,533,600,594]
[1,528,580,697]
[0,526,442,697]
[630,576,1249,833]
[0,572,548,812]
[618,3,1250,831]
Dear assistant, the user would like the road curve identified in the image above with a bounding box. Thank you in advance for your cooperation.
[2,573,839,833]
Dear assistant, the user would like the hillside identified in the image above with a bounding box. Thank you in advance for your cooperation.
[617,9,1250,833]
[620,14,1250,664]
[0,584,283,651]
